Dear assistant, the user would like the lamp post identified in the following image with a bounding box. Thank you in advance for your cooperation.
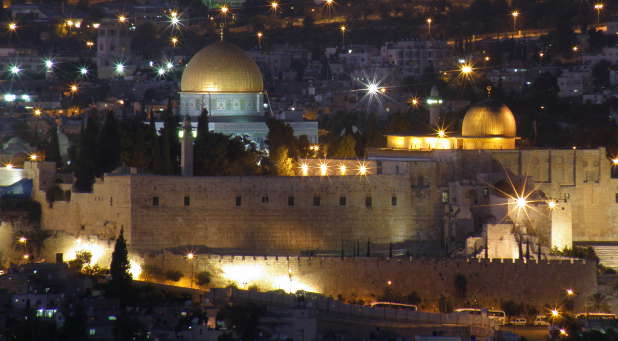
[186,252,195,289]
[257,31,263,49]
[426,18,432,36]
[511,11,519,37]
[340,25,346,46]
[594,3,604,25]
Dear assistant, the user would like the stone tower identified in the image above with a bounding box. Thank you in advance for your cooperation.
[428,85,442,126]
[181,116,194,177]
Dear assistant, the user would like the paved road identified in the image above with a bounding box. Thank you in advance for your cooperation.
[501,326,548,341]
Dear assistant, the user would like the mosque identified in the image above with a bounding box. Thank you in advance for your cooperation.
[178,41,318,147]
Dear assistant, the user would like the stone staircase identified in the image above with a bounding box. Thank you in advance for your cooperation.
[588,244,618,269]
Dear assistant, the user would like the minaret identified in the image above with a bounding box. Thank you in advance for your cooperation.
[181,116,194,177]
[428,85,442,126]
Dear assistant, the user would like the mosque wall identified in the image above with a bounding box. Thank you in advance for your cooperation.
[144,252,597,312]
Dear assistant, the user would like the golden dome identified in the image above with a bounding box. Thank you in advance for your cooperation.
[180,42,264,93]
[462,100,517,137]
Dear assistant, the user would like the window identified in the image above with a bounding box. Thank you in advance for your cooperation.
[377,161,383,174]
[110,197,113,206]
[339,196,347,206]
[152,197,159,206]
[261,196,269,203]
[365,196,372,208]
[313,196,320,206]
[288,196,295,206]
[216,98,225,110]
[392,196,397,206]
[483,188,489,198]
[235,196,242,207]
[89,329,96,336]
[441,191,449,204]
[184,196,190,207]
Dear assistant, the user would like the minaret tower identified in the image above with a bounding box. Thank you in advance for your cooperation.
[181,116,194,177]
[428,85,443,126]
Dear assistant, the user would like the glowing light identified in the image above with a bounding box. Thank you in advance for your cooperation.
[300,163,309,176]
[271,1,279,10]
[221,264,265,288]
[566,288,574,296]
[594,3,604,10]
[165,62,174,70]
[66,239,106,266]
[367,83,379,95]
[114,63,125,74]
[23,254,29,260]
[186,252,194,260]
[171,36,179,47]
[86,41,94,48]
[273,274,316,293]
[612,158,618,165]
[4,94,16,102]
[319,162,328,176]
[157,67,166,76]
[551,309,560,318]
[325,0,334,4]
[92,23,100,29]
[79,67,89,76]
[340,25,346,32]
[29,154,38,161]
[9,65,21,75]
[572,46,579,52]
[387,280,392,286]
[118,15,127,23]
[559,329,568,336]
[484,56,490,61]
[257,31,263,38]
[129,259,142,279]
[437,130,446,138]
[69,84,79,93]
[4,163,13,169]
[515,197,528,209]
[44,59,54,70]
[426,18,432,24]
[339,164,347,175]
[511,10,519,18]
[21,94,30,101]
[18,237,27,243]
[7,22,17,31]
[220,5,229,14]
[33,108,41,116]
[66,19,74,27]
[548,200,557,209]
[358,163,368,176]
[460,64,473,75]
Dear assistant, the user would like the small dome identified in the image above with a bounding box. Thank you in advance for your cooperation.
[181,42,264,93]
[462,100,516,137]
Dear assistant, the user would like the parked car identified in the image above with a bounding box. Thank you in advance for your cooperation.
[534,315,550,326]
[510,317,527,326]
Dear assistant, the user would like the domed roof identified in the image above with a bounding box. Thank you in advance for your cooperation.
[461,100,517,137]
[180,42,264,93]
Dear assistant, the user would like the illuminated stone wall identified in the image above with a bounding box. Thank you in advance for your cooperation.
[146,252,597,312]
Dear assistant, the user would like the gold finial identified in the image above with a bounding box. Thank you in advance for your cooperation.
[486,85,493,98]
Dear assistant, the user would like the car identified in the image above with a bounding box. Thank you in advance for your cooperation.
[534,315,549,326]
[510,317,528,326]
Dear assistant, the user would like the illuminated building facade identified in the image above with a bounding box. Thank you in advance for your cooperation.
[179,42,318,146]
[386,99,518,151]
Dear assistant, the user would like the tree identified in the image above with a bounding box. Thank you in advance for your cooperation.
[271,146,294,176]
[45,124,61,165]
[329,134,357,158]
[588,293,610,313]
[266,118,296,155]
[159,105,180,175]
[109,229,132,298]
[217,303,265,341]
[73,116,99,192]
[592,60,611,89]
[96,111,121,176]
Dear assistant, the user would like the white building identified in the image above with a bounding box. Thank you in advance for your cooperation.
[380,39,450,78]
[557,70,586,98]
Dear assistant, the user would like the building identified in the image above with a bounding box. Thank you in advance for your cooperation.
[96,19,133,80]
[179,41,318,146]
[380,39,450,78]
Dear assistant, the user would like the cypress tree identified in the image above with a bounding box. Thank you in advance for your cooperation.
[73,116,98,192]
[160,104,180,174]
[45,123,61,165]
[96,111,121,176]
[109,229,132,298]
[194,109,210,175]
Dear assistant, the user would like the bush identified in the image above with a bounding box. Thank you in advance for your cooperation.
[165,270,183,282]
[195,271,211,287]
[142,264,165,281]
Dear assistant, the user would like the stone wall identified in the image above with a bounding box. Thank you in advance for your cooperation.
[145,252,597,312]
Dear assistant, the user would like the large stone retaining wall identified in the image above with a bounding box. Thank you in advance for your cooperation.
[144,252,597,312]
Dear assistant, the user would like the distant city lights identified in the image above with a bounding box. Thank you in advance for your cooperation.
[79,67,89,76]
[9,65,21,75]
[44,59,54,71]
[118,15,127,23]
[7,22,17,31]
[114,63,125,74]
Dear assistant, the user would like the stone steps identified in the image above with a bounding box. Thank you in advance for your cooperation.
[590,245,618,269]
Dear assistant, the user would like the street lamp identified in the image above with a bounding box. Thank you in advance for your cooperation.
[186,252,195,289]
[594,3,604,25]
[257,31,263,48]
[271,1,279,13]
[426,18,432,36]
[171,36,179,47]
[220,5,229,15]
[511,11,519,36]
[118,15,127,23]
[7,22,17,32]
[69,84,79,94]
[340,25,346,46]
[79,67,89,76]
[566,288,575,296]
